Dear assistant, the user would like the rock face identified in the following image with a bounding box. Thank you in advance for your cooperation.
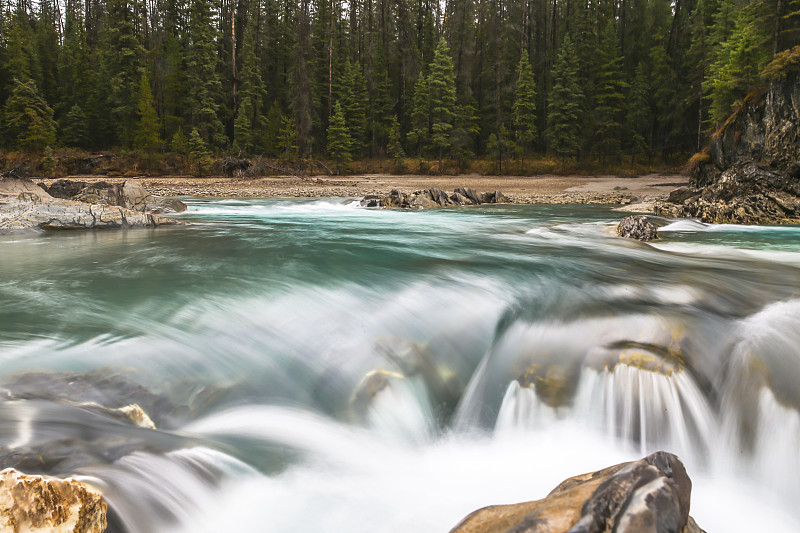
[0,178,183,233]
[449,451,703,533]
[616,215,659,241]
[359,188,510,209]
[656,65,800,224]
[45,179,186,214]
[0,468,107,533]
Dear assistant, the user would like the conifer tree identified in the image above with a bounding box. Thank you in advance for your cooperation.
[2,78,57,151]
[546,36,583,162]
[387,115,405,162]
[187,128,212,175]
[60,104,90,148]
[427,38,457,171]
[513,52,537,160]
[187,0,225,148]
[327,102,352,171]
[278,113,298,158]
[408,73,430,158]
[134,73,161,154]
[594,23,626,163]
[234,96,254,154]
[625,63,651,166]
[171,128,188,154]
[237,7,267,153]
[338,60,367,155]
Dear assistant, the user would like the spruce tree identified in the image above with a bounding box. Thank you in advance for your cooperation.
[2,78,57,151]
[338,60,367,156]
[278,113,298,159]
[327,102,352,171]
[427,38,457,171]
[408,73,430,158]
[187,128,212,175]
[187,0,225,148]
[594,23,626,163]
[546,36,583,162]
[234,96,254,154]
[387,115,405,162]
[60,104,90,148]
[513,52,537,160]
[133,73,161,154]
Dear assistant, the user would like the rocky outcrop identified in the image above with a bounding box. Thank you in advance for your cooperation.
[656,59,800,224]
[45,179,186,214]
[0,469,107,533]
[616,215,659,241]
[358,188,510,209]
[449,451,704,533]
[0,178,183,233]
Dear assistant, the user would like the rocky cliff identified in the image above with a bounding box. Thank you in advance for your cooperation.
[656,50,800,224]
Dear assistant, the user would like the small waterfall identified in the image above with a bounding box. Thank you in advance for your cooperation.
[496,364,717,462]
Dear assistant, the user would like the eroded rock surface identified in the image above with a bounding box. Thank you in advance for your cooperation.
[449,451,703,533]
[656,63,800,224]
[0,468,107,533]
[616,215,659,241]
[45,179,186,214]
[0,178,182,233]
[358,187,510,209]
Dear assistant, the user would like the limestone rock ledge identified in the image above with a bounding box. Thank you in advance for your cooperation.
[0,178,183,234]
[0,468,107,533]
[449,451,704,533]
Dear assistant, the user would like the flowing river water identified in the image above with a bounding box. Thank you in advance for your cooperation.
[1,198,800,532]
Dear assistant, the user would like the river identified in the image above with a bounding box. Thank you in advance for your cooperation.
[1,197,799,532]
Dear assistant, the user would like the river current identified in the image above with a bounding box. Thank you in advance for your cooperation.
[1,198,799,532]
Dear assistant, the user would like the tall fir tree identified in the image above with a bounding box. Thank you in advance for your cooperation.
[327,101,352,170]
[513,52,537,159]
[408,72,429,158]
[186,0,225,148]
[427,38,457,170]
[2,79,57,151]
[60,104,91,148]
[338,60,367,156]
[593,23,626,163]
[546,35,583,161]
[134,73,161,154]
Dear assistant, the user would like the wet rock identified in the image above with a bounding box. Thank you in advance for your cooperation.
[616,215,659,241]
[0,178,182,233]
[449,451,702,533]
[408,191,440,209]
[359,194,383,207]
[0,468,107,533]
[454,187,482,205]
[517,364,577,409]
[364,188,511,210]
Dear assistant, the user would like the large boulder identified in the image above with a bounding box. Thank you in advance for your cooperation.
[361,188,512,210]
[0,469,107,533]
[46,179,186,214]
[449,451,703,533]
[0,178,182,233]
[616,215,659,241]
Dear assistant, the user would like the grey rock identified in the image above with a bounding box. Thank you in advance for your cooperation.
[45,179,187,214]
[617,215,659,241]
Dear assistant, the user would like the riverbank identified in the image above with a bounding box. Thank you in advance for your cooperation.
[37,173,687,206]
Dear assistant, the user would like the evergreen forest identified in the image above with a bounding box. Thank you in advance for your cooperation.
[1,0,798,171]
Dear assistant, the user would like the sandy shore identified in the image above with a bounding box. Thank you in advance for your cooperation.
[39,173,687,208]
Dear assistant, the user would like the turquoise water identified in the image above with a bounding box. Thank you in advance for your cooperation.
[1,198,799,533]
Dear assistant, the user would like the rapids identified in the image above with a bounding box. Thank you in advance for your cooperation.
[1,198,799,532]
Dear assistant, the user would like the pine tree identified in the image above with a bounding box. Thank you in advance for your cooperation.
[2,78,57,151]
[513,52,537,160]
[546,36,583,162]
[625,63,651,166]
[593,23,626,163]
[278,113,298,158]
[427,38,457,171]
[60,104,90,148]
[186,0,225,148]
[187,128,212,175]
[327,102,352,171]
[134,73,161,154]
[171,128,188,154]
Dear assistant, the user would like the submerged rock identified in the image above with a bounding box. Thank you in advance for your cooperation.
[449,451,703,533]
[0,468,107,533]
[616,215,659,241]
[0,178,183,233]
